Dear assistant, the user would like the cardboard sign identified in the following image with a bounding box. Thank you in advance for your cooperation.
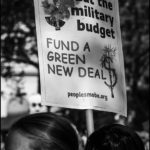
[34,0,127,116]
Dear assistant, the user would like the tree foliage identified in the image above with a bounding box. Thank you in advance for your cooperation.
[119,0,149,130]
[1,0,38,76]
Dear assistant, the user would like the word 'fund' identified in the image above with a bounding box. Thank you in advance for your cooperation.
[76,0,113,10]
[47,38,79,51]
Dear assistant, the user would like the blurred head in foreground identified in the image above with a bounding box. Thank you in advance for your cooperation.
[85,124,145,150]
[5,112,79,150]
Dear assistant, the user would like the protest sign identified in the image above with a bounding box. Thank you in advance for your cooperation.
[34,0,127,116]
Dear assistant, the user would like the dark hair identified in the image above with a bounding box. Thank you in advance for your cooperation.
[85,124,145,150]
[5,112,79,150]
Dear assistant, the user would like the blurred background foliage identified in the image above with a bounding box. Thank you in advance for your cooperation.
[1,0,149,133]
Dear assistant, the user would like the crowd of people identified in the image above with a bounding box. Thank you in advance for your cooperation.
[1,112,148,150]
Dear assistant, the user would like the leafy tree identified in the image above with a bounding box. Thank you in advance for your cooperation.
[1,0,38,76]
[119,0,149,130]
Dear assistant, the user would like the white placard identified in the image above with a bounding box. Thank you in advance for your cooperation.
[34,0,127,116]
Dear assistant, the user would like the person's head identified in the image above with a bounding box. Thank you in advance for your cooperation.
[5,112,79,150]
[85,124,145,150]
